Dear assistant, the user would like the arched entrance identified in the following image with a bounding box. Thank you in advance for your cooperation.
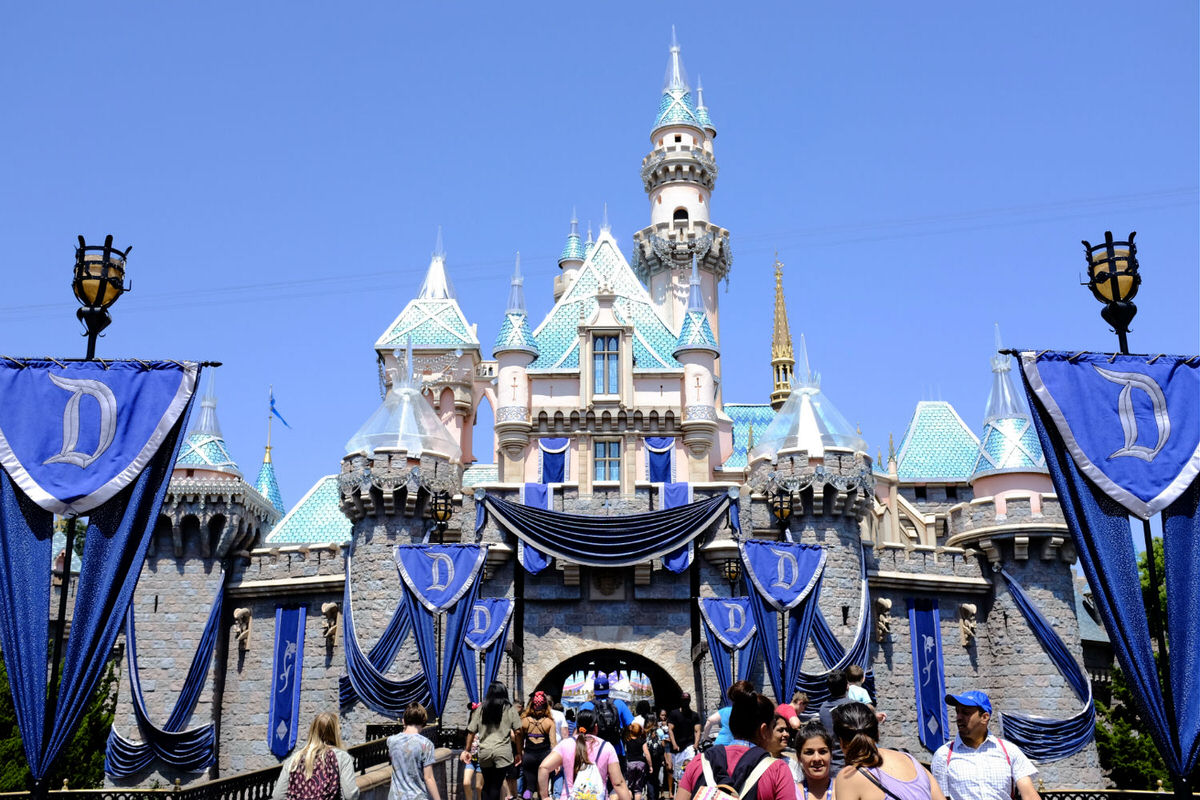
[535,648,685,711]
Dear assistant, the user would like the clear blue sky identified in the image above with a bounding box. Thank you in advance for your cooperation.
[2,2,1196,509]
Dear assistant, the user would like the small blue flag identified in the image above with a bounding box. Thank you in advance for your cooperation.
[269,390,292,429]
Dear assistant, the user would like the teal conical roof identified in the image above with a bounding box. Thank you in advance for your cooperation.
[652,28,703,134]
[559,215,585,264]
[674,262,718,356]
[695,78,716,135]
[971,326,1047,477]
[494,255,539,357]
[255,448,285,513]
[175,383,242,477]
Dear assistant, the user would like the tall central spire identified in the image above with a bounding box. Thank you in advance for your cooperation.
[663,25,690,92]
[771,257,795,410]
[418,227,456,300]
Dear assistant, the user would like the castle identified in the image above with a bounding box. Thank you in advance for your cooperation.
[107,33,1106,789]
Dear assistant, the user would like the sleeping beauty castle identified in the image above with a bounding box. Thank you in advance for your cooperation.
[105,33,1107,789]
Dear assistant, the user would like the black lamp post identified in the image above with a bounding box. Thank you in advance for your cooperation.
[1082,231,1140,354]
[769,490,793,535]
[721,558,741,588]
[430,491,453,544]
[73,234,131,360]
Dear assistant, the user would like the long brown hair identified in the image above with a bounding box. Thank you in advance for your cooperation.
[293,712,345,778]
[831,702,882,768]
[573,708,598,774]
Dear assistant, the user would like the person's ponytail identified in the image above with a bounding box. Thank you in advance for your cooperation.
[831,702,883,768]
[574,708,597,774]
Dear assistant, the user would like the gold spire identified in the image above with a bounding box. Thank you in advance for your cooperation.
[770,255,795,410]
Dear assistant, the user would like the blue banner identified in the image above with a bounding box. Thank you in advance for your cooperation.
[740,539,826,611]
[465,598,514,651]
[646,436,674,483]
[268,605,306,758]
[1021,352,1200,518]
[0,360,198,516]
[395,544,488,613]
[698,598,757,649]
[539,438,569,483]
[908,598,949,753]
[519,483,552,574]
[662,482,693,572]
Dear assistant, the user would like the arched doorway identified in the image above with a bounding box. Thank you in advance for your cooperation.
[534,648,685,711]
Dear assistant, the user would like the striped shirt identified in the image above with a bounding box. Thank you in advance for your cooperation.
[931,735,1037,800]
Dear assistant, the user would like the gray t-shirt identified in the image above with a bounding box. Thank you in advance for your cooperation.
[818,696,855,773]
[387,731,436,800]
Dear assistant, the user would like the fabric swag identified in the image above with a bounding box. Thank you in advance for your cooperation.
[518,483,552,574]
[538,438,570,483]
[646,436,674,483]
[661,482,693,572]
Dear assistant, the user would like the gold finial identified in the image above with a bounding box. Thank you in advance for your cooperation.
[857,423,863,435]
[747,422,756,450]
[263,444,273,464]
[770,253,795,410]
[888,433,896,462]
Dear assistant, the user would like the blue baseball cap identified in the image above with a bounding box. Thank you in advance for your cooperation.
[945,690,992,714]
[594,673,610,697]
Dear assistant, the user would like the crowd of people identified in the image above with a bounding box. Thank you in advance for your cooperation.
[273,670,1042,800]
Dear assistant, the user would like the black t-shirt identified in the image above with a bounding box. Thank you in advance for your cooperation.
[818,696,855,773]
[667,708,701,751]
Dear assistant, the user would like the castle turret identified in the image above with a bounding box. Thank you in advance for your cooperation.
[554,213,586,302]
[770,258,795,410]
[493,254,539,481]
[674,259,720,479]
[632,29,731,334]
[254,444,285,516]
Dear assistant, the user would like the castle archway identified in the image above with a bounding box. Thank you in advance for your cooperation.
[533,648,685,711]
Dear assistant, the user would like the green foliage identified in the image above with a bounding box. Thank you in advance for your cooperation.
[1138,537,1167,628]
[0,654,118,791]
[1094,665,1169,789]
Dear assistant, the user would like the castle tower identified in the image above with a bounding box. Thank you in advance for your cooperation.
[632,29,731,334]
[493,254,539,482]
[674,259,720,480]
[554,214,586,302]
[254,443,285,516]
[770,258,795,410]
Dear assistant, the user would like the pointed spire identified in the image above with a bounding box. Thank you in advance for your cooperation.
[506,252,526,314]
[674,257,718,357]
[176,371,242,476]
[771,257,794,363]
[193,372,223,437]
[584,222,595,257]
[795,333,820,389]
[983,323,1025,422]
[255,445,285,514]
[653,28,702,133]
[418,229,456,299]
[972,324,1046,477]
[558,211,586,266]
[663,25,690,92]
[687,258,704,311]
[695,76,716,134]
[601,203,611,233]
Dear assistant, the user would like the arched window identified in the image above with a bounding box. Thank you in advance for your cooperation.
[673,207,689,224]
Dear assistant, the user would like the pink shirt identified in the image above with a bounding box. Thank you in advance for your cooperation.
[553,735,617,800]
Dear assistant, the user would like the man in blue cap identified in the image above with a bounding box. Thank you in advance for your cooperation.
[932,690,1040,800]
[579,673,634,770]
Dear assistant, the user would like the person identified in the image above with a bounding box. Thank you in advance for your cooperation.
[674,683,795,800]
[764,713,791,758]
[794,721,834,800]
[271,712,361,800]
[566,708,577,737]
[667,693,702,785]
[463,703,484,800]
[846,666,886,724]
[931,691,1040,800]
[818,671,855,774]
[386,703,442,800]
[538,707,631,800]
[464,681,524,800]
[647,710,668,800]
[775,691,810,734]
[633,699,653,729]
[655,708,674,796]
[832,702,945,800]
[624,722,653,800]
[552,700,570,742]
[579,673,635,766]
[703,680,755,747]
[521,691,559,799]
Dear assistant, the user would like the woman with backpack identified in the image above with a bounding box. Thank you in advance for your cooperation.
[521,691,559,799]
[537,707,631,800]
[271,712,361,800]
[673,685,795,800]
[464,682,524,800]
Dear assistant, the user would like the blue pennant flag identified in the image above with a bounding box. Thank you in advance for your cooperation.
[0,360,198,516]
[395,544,488,613]
[740,539,826,611]
[465,598,514,651]
[698,598,756,649]
[269,389,292,429]
[268,605,306,758]
[1021,351,1200,518]
[907,598,948,753]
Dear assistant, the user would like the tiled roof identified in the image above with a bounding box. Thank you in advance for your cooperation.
[376,299,479,350]
[176,432,242,477]
[529,232,680,372]
[493,312,539,357]
[674,309,718,355]
[720,403,776,471]
[559,232,586,264]
[653,88,703,133]
[895,401,979,482]
[463,463,499,487]
[264,475,352,545]
[696,103,715,133]
[255,458,285,514]
[972,416,1047,477]
[1075,577,1110,644]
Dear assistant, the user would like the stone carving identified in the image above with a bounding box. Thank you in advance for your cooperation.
[684,404,717,421]
[233,608,252,651]
[496,406,530,422]
[959,603,977,647]
[875,597,893,643]
[321,602,340,645]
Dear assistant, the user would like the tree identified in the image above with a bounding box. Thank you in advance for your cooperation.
[0,654,118,791]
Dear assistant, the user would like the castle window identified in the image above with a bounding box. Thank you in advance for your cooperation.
[914,486,928,502]
[594,440,621,482]
[945,485,958,501]
[593,335,619,395]
[674,134,682,143]
[673,208,689,224]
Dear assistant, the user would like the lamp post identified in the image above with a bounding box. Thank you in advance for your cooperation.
[73,234,131,360]
[1082,231,1179,794]
[429,491,453,725]
[769,490,793,536]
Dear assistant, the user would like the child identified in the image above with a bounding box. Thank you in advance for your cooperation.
[846,665,887,723]
[623,723,651,800]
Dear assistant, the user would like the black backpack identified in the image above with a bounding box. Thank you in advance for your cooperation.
[595,699,621,745]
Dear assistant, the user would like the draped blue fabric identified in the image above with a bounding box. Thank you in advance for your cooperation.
[519,484,551,574]
[458,647,479,705]
[481,492,731,567]
[395,544,487,718]
[794,577,873,703]
[339,584,415,709]
[0,360,198,781]
[736,636,760,682]
[661,482,692,572]
[646,437,674,483]
[1021,352,1200,779]
[459,598,514,704]
[907,598,949,752]
[997,570,1095,761]
[811,608,846,668]
[702,620,734,702]
[341,549,430,717]
[268,606,306,758]
[539,438,569,483]
[699,598,757,702]
[104,579,223,777]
